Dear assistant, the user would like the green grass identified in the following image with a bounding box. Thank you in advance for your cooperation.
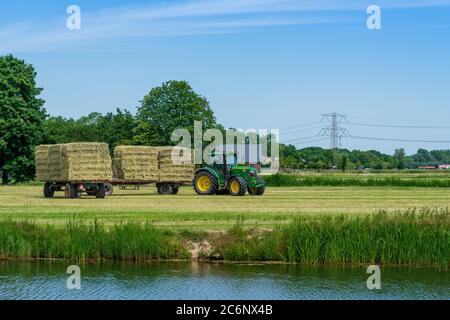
[265,173,450,188]
[1,184,450,230]
[0,210,448,267]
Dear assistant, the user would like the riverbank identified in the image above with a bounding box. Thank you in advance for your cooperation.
[1,209,448,268]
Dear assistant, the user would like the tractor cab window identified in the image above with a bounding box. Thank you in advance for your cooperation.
[225,155,236,166]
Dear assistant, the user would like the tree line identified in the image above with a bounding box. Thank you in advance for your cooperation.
[281,145,450,171]
[1,54,449,184]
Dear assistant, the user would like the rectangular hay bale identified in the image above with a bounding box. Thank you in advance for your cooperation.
[35,143,112,182]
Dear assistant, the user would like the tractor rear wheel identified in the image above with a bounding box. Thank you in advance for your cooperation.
[228,176,247,196]
[43,182,55,198]
[194,171,218,195]
[248,176,265,196]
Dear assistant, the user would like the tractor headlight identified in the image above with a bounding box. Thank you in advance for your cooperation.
[249,171,256,177]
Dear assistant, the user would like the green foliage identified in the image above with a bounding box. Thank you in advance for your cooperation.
[280,145,450,171]
[135,80,218,146]
[43,108,136,153]
[0,55,46,184]
[340,154,348,172]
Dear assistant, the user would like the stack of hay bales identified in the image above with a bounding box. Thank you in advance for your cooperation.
[157,146,194,182]
[35,143,112,182]
[114,146,159,180]
[113,146,195,182]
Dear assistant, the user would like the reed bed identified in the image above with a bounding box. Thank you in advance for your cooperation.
[0,220,187,261]
[215,209,450,267]
[265,173,450,188]
[0,210,448,267]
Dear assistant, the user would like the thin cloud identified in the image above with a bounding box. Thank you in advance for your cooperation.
[1,0,449,53]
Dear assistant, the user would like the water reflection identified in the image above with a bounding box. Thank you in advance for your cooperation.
[0,260,448,300]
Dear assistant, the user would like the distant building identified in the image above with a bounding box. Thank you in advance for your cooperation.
[438,164,450,170]
[417,165,437,170]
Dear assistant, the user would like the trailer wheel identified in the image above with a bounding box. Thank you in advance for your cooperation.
[43,182,54,198]
[96,183,106,199]
[105,183,113,196]
[157,183,173,195]
[64,183,78,199]
[171,185,179,194]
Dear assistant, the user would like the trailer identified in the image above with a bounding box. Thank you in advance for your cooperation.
[36,143,194,198]
[43,179,192,198]
[109,179,192,195]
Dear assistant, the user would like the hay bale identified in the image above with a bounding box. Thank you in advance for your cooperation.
[35,145,51,181]
[114,146,159,180]
[157,146,194,182]
[113,145,194,182]
[36,143,112,182]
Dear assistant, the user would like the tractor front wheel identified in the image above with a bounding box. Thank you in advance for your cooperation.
[248,176,265,196]
[194,171,218,195]
[228,176,247,196]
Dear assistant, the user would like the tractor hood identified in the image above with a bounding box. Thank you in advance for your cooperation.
[231,166,256,173]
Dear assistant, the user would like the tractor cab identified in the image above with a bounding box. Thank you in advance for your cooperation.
[194,150,265,196]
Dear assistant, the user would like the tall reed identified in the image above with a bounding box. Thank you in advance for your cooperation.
[0,219,188,261]
[216,209,449,267]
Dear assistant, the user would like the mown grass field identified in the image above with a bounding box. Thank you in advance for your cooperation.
[1,184,450,230]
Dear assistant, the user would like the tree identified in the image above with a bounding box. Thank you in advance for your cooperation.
[394,148,406,169]
[412,149,435,163]
[0,55,46,184]
[340,154,348,172]
[43,108,136,153]
[135,81,218,146]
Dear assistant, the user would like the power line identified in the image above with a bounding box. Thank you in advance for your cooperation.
[347,122,450,129]
[280,121,322,132]
[281,125,324,135]
[318,113,350,149]
[284,135,322,143]
[291,137,329,145]
[347,135,450,143]
[281,113,450,149]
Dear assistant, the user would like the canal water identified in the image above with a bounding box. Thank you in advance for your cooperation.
[0,261,448,300]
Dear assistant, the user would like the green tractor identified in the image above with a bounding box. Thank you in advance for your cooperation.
[193,152,265,196]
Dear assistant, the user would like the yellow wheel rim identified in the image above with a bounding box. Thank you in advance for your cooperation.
[230,180,240,194]
[197,175,211,192]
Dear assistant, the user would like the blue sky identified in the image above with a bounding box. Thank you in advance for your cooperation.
[1,0,450,154]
